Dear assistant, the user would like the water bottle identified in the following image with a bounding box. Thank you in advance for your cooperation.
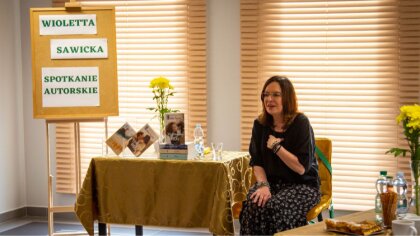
[393,171,408,218]
[375,170,387,223]
[193,124,204,159]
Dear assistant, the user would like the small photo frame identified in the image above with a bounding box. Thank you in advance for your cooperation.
[128,123,159,157]
[105,122,136,155]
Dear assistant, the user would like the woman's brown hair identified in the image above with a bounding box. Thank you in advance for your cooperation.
[165,122,176,134]
[258,75,299,129]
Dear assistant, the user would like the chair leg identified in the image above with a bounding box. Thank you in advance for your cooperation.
[317,213,323,222]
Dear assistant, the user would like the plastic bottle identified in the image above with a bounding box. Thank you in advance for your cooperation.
[393,171,408,218]
[193,124,204,159]
[386,176,394,192]
[375,170,387,223]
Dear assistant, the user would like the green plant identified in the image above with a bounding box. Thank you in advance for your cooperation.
[387,104,420,214]
[147,76,178,133]
[387,104,420,159]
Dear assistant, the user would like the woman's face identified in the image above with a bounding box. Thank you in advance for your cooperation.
[263,82,283,116]
[172,123,178,132]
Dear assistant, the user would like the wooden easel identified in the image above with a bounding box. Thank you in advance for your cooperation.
[46,118,108,235]
[64,0,82,10]
[30,0,118,234]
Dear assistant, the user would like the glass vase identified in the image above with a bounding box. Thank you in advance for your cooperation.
[410,160,420,215]
[154,128,166,154]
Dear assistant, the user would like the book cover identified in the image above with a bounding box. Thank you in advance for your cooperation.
[128,123,159,157]
[164,112,185,145]
[106,122,137,155]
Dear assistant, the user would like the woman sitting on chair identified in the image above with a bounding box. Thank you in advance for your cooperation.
[240,75,321,235]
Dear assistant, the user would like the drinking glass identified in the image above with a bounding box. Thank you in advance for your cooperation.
[211,142,223,161]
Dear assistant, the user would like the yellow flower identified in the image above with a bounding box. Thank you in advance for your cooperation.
[149,76,174,90]
[388,104,420,160]
[391,104,420,215]
[397,104,420,131]
[147,76,178,133]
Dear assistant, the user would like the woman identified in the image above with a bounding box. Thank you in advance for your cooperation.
[240,75,321,235]
[165,122,180,145]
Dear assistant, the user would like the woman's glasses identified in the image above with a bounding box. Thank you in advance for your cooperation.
[262,92,282,98]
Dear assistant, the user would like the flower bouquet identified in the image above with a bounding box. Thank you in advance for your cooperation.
[387,104,420,215]
[147,76,178,143]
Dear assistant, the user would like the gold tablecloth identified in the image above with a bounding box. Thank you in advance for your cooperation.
[75,151,252,235]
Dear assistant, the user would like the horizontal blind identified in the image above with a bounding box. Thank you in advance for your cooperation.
[55,123,76,193]
[397,0,420,198]
[53,0,207,193]
[241,0,420,211]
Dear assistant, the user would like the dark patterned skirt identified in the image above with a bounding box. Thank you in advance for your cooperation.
[239,180,321,235]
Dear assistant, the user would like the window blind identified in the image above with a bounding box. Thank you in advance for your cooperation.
[52,0,207,194]
[240,0,420,211]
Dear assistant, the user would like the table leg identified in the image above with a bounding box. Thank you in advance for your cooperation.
[98,222,107,235]
[135,225,143,235]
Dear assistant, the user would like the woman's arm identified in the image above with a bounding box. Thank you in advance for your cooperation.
[251,166,271,207]
[253,165,268,182]
[267,135,305,175]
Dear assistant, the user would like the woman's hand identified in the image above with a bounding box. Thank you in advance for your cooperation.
[267,135,283,149]
[250,186,271,207]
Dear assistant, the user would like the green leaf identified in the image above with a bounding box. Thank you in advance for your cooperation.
[386,148,409,157]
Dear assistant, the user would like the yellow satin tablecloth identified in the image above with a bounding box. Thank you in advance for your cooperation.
[75,151,252,235]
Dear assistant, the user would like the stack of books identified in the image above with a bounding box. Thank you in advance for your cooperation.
[159,143,196,160]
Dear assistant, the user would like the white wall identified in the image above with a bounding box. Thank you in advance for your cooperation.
[20,0,52,207]
[207,0,241,151]
[0,0,27,213]
[13,0,241,209]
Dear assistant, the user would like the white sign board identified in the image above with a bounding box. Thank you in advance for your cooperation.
[39,14,97,35]
[50,38,108,59]
[42,67,100,107]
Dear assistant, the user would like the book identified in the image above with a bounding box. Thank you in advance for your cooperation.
[106,122,137,155]
[159,153,189,160]
[164,113,185,145]
[159,149,188,154]
[159,144,188,150]
[158,142,196,160]
[127,123,159,157]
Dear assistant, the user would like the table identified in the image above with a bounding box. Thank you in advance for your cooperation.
[74,151,252,235]
[276,209,390,235]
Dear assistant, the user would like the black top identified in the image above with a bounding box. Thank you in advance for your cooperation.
[249,113,320,188]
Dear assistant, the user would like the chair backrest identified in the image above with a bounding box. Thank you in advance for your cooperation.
[315,137,332,201]
[305,137,333,221]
